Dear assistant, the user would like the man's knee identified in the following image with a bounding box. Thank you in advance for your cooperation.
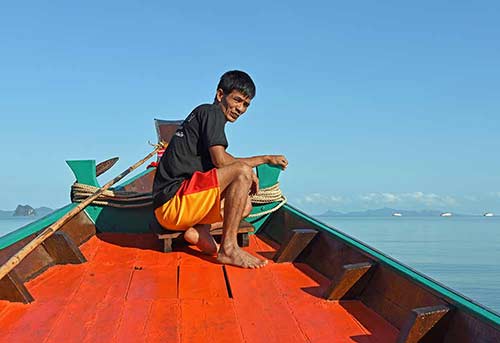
[233,162,252,184]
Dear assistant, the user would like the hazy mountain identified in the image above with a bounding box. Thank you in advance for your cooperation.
[14,205,36,216]
[316,207,462,217]
[0,205,54,218]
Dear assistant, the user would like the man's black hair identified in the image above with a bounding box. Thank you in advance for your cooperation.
[217,70,256,99]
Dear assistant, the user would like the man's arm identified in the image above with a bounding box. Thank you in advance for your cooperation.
[209,145,288,169]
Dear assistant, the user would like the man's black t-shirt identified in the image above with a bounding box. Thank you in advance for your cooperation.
[153,103,228,208]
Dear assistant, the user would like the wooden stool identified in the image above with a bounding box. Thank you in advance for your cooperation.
[149,219,255,253]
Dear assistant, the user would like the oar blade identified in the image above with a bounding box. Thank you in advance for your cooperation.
[96,157,119,177]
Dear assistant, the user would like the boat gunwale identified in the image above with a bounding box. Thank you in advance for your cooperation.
[284,203,500,328]
[0,168,154,249]
[0,203,77,249]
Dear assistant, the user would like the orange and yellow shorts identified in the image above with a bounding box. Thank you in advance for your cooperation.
[154,169,222,231]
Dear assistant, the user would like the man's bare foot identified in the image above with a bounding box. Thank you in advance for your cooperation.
[184,226,218,255]
[217,245,268,269]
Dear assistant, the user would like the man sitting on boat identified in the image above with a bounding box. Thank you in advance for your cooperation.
[153,70,288,268]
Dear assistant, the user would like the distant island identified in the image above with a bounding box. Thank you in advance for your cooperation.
[316,207,472,217]
[0,205,53,219]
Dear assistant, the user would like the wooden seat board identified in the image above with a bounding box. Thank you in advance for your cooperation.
[0,233,398,343]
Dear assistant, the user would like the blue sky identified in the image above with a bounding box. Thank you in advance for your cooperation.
[1,1,499,214]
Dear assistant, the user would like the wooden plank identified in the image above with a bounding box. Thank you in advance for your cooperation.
[273,228,317,263]
[269,263,385,343]
[271,262,330,298]
[225,265,308,343]
[45,244,137,342]
[0,300,10,317]
[27,264,87,302]
[144,299,180,342]
[78,235,101,261]
[299,230,371,280]
[181,298,243,343]
[114,299,153,342]
[153,224,254,240]
[46,265,134,342]
[151,220,254,253]
[126,265,178,300]
[120,168,155,193]
[81,296,127,342]
[0,263,88,342]
[42,231,86,265]
[240,251,397,342]
[210,221,254,236]
[340,300,399,343]
[258,208,287,243]
[252,233,280,260]
[0,148,160,286]
[0,212,95,285]
[178,263,228,299]
[360,266,448,329]
[0,237,55,282]
[59,210,96,247]
[397,305,451,343]
[149,220,182,253]
[443,310,500,343]
[89,235,139,266]
[324,262,374,300]
[0,304,30,338]
[0,271,33,303]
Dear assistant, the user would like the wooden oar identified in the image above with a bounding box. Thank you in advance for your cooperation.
[0,143,165,283]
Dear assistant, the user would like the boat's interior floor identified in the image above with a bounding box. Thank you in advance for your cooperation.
[0,233,398,343]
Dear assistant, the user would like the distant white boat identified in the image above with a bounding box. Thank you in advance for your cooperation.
[392,213,402,217]
[483,212,494,217]
[440,212,452,217]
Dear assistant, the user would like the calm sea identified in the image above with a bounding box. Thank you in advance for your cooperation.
[315,216,500,313]
[0,217,38,237]
[1,216,499,313]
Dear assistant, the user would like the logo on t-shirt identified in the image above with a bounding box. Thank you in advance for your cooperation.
[175,128,185,138]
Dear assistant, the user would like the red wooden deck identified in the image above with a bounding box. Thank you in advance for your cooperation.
[0,234,398,342]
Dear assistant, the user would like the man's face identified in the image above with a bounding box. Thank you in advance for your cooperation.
[216,89,252,122]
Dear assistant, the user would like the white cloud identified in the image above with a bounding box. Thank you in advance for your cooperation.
[303,193,344,204]
[359,192,457,208]
[292,192,350,213]
[292,191,498,213]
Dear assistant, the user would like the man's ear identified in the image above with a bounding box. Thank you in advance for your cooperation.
[215,88,225,102]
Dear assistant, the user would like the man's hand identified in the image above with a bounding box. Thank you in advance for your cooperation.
[250,171,259,195]
[268,155,288,170]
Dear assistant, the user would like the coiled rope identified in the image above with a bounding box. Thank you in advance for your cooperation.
[71,183,153,208]
[71,177,286,216]
[247,183,287,218]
